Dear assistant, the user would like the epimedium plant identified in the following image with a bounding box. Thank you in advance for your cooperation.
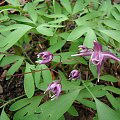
[0,0,120,120]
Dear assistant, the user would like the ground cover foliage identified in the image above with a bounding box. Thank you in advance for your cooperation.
[0,0,120,120]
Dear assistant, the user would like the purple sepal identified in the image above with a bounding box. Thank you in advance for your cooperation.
[44,80,62,100]
[36,51,53,64]
[69,70,80,80]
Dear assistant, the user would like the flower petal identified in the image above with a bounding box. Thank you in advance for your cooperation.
[93,40,102,52]
[91,51,104,65]
[102,52,120,62]
[71,51,92,57]
[97,64,102,82]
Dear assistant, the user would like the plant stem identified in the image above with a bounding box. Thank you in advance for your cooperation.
[82,80,95,99]
[0,94,25,109]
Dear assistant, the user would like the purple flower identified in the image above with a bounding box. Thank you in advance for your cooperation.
[36,51,53,64]
[69,70,80,80]
[44,80,62,100]
[72,40,120,82]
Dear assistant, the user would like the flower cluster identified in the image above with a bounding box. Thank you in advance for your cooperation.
[37,41,120,99]
[72,40,120,82]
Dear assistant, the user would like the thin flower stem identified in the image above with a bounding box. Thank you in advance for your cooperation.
[22,48,34,65]
[50,68,62,81]
[0,58,79,79]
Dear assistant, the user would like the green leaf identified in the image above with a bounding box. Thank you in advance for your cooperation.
[75,18,97,28]
[0,109,10,120]
[95,98,120,120]
[89,62,98,78]
[78,98,96,110]
[41,24,64,28]
[0,54,4,62]
[49,17,68,24]
[77,85,106,99]
[36,25,53,36]
[9,15,34,24]
[111,8,120,20]
[0,55,24,67]
[106,92,119,110]
[38,64,52,90]
[82,81,120,120]
[84,29,97,48]
[80,11,103,20]
[60,0,72,14]
[5,0,20,6]
[69,41,82,52]
[0,5,19,11]
[99,29,120,43]
[35,64,42,89]
[59,115,65,120]
[48,40,66,53]
[0,24,28,32]
[9,96,43,120]
[103,86,120,94]
[6,58,23,80]
[67,26,88,41]
[26,3,38,23]
[53,52,87,65]
[103,19,120,30]
[53,1,62,14]
[25,89,80,120]
[24,63,35,98]
[0,25,32,52]
[72,0,84,14]
[67,105,79,116]
[100,75,118,82]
